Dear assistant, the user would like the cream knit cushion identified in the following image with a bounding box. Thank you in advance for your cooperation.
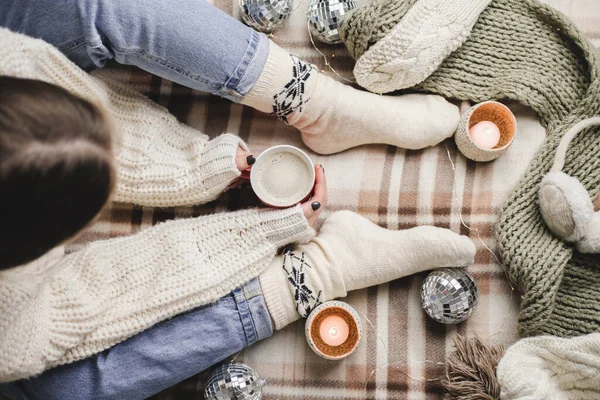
[0,29,317,382]
[259,211,476,329]
[353,0,492,93]
[0,28,243,207]
[242,41,459,154]
[497,333,600,399]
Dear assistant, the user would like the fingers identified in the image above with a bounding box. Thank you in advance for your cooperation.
[302,165,327,226]
[235,145,256,172]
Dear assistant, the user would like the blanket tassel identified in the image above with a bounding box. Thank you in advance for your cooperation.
[442,335,504,400]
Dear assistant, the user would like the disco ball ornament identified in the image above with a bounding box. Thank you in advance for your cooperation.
[307,0,357,44]
[420,268,479,324]
[239,0,293,33]
[204,362,266,400]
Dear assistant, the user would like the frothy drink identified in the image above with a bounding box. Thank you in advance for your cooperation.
[251,147,314,207]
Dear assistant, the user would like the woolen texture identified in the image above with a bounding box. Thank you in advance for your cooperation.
[341,0,600,337]
[0,27,243,207]
[351,0,493,93]
[0,28,315,382]
[259,211,476,330]
[241,39,460,154]
[497,333,600,399]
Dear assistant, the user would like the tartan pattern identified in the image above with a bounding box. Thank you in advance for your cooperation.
[67,0,600,398]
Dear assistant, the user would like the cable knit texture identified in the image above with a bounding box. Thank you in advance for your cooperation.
[0,28,243,207]
[0,29,316,382]
[340,0,418,60]
[352,0,493,93]
[259,211,476,330]
[341,0,600,337]
[241,41,460,154]
[497,333,600,399]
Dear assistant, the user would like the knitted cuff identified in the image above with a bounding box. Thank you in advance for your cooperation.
[240,41,290,114]
[258,205,316,248]
[258,208,317,331]
[259,255,301,330]
[259,246,327,330]
[196,133,246,199]
[353,0,492,93]
[114,133,245,207]
[240,41,318,122]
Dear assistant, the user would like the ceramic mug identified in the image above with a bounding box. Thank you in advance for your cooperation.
[243,145,316,208]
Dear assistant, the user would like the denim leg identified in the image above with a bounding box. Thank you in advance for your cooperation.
[0,279,273,400]
[0,0,269,101]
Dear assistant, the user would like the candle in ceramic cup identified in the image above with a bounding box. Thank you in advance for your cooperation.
[305,301,363,360]
[469,121,500,150]
[319,315,349,346]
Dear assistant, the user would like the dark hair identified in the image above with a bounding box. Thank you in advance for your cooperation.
[0,77,116,269]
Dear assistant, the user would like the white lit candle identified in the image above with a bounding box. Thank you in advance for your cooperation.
[469,121,501,150]
[319,315,349,347]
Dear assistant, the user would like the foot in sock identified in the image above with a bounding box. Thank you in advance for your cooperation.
[259,210,476,330]
[242,42,460,155]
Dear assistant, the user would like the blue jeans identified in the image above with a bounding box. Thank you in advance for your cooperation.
[0,0,269,102]
[0,279,273,400]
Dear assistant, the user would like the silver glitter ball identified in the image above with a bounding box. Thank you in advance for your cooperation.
[307,0,357,44]
[239,0,293,33]
[204,363,266,400]
[420,268,479,324]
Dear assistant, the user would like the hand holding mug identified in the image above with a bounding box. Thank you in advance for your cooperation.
[234,145,326,227]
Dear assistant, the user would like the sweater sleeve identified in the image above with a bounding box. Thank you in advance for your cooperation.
[0,206,314,383]
[0,27,244,207]
[103,78,246,206]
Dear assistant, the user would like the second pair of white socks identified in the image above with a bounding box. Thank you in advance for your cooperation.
[259,211,476,330]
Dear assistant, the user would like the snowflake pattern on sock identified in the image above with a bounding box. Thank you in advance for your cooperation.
[271,55,315,123]
[282,248,322,318]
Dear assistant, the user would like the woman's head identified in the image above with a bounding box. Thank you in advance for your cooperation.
[0,77,116,269]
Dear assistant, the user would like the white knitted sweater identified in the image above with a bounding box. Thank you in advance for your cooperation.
[0,28,315,382]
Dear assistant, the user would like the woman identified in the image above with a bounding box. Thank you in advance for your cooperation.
[0,7,474,399]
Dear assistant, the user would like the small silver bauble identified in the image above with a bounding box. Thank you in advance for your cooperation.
[204,362,266,400]
[307,0,357,44]
[239,0,293,33]
[420,268,479,324]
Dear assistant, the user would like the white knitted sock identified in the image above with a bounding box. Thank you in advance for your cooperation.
[242,42,459,155]
[497,333,600,400]
[353,0,493,93]
[259,211,476,329]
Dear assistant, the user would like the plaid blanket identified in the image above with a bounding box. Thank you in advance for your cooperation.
[73,0,600,398]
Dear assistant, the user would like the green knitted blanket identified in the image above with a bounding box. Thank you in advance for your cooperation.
[341,0,600,338]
